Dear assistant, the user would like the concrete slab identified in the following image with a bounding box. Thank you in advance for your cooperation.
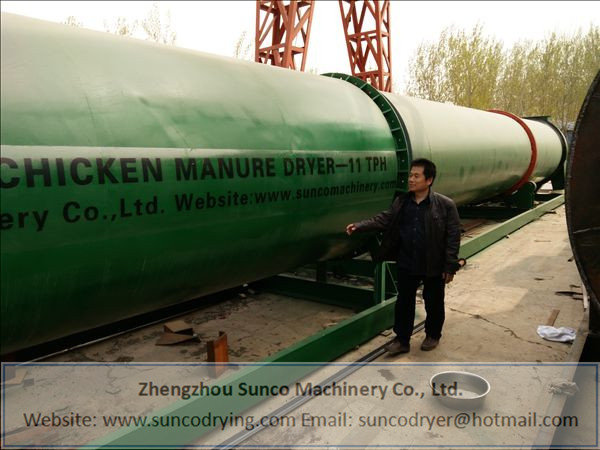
[345,205,585,363]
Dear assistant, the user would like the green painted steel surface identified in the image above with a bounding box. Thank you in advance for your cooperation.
[1,13,566,354]
[523,119,563,183]
[323,73,412,193]
[0,14,398,353]
[382,94,563,204]
[459,195,565,259]
[90,299,398,447]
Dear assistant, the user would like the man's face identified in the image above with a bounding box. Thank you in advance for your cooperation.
[408,165,433,193]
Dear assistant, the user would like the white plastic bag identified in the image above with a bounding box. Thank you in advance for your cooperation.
[536,325,576,342]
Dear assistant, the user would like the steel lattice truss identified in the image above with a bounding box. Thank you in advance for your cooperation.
[255,1,392,92]
[339,0,392,92]
[255,0,316,71]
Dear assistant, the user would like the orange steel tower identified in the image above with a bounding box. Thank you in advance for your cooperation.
[255,1,316,71]
[255,1,392,92]
[338,0,392,92]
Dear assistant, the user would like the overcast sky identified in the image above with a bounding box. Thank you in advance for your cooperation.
[2,1,597,90]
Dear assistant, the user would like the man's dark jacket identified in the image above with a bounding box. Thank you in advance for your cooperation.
[355,190,461,277]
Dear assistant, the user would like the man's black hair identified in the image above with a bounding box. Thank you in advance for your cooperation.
[411,158,437,183]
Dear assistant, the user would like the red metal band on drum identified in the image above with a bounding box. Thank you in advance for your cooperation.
[488,109,538,195]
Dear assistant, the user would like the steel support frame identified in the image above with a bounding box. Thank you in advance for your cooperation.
[459,191,562,220]
[264,194,565,309]
[257,274,376,310]
[459,194,564,259]
[92,298,397,447]
[255,0,315,71]
[338,0,392,92]
[260,258,399,309]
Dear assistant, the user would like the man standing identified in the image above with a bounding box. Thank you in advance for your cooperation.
[346,158,461,355]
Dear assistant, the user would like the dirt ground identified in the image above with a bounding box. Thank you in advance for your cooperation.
[46,291,354,363]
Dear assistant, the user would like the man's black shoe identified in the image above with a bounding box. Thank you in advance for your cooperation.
[386,340,410,355]
[421,336,440,351]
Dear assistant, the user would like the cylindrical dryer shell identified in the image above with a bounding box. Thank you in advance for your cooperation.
[1,13,399,353]
[382,94,534,204]
[523,119,563,183]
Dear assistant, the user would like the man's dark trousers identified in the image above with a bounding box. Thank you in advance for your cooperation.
[394,269,445,344]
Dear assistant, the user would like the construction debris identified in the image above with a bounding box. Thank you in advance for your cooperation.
[156,320,198,346]
[546,309,560,326]
[163,320,194,335]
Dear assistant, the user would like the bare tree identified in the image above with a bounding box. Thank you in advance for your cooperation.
[233,30,254,60]
[103,17,137,37]
[141,2,177,45]
[63,16,82,27]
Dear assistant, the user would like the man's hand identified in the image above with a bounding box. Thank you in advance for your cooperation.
[346,223,357,235]
[443,272,454,284]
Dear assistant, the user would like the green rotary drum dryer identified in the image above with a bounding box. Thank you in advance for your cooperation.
[0,13,565,354]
